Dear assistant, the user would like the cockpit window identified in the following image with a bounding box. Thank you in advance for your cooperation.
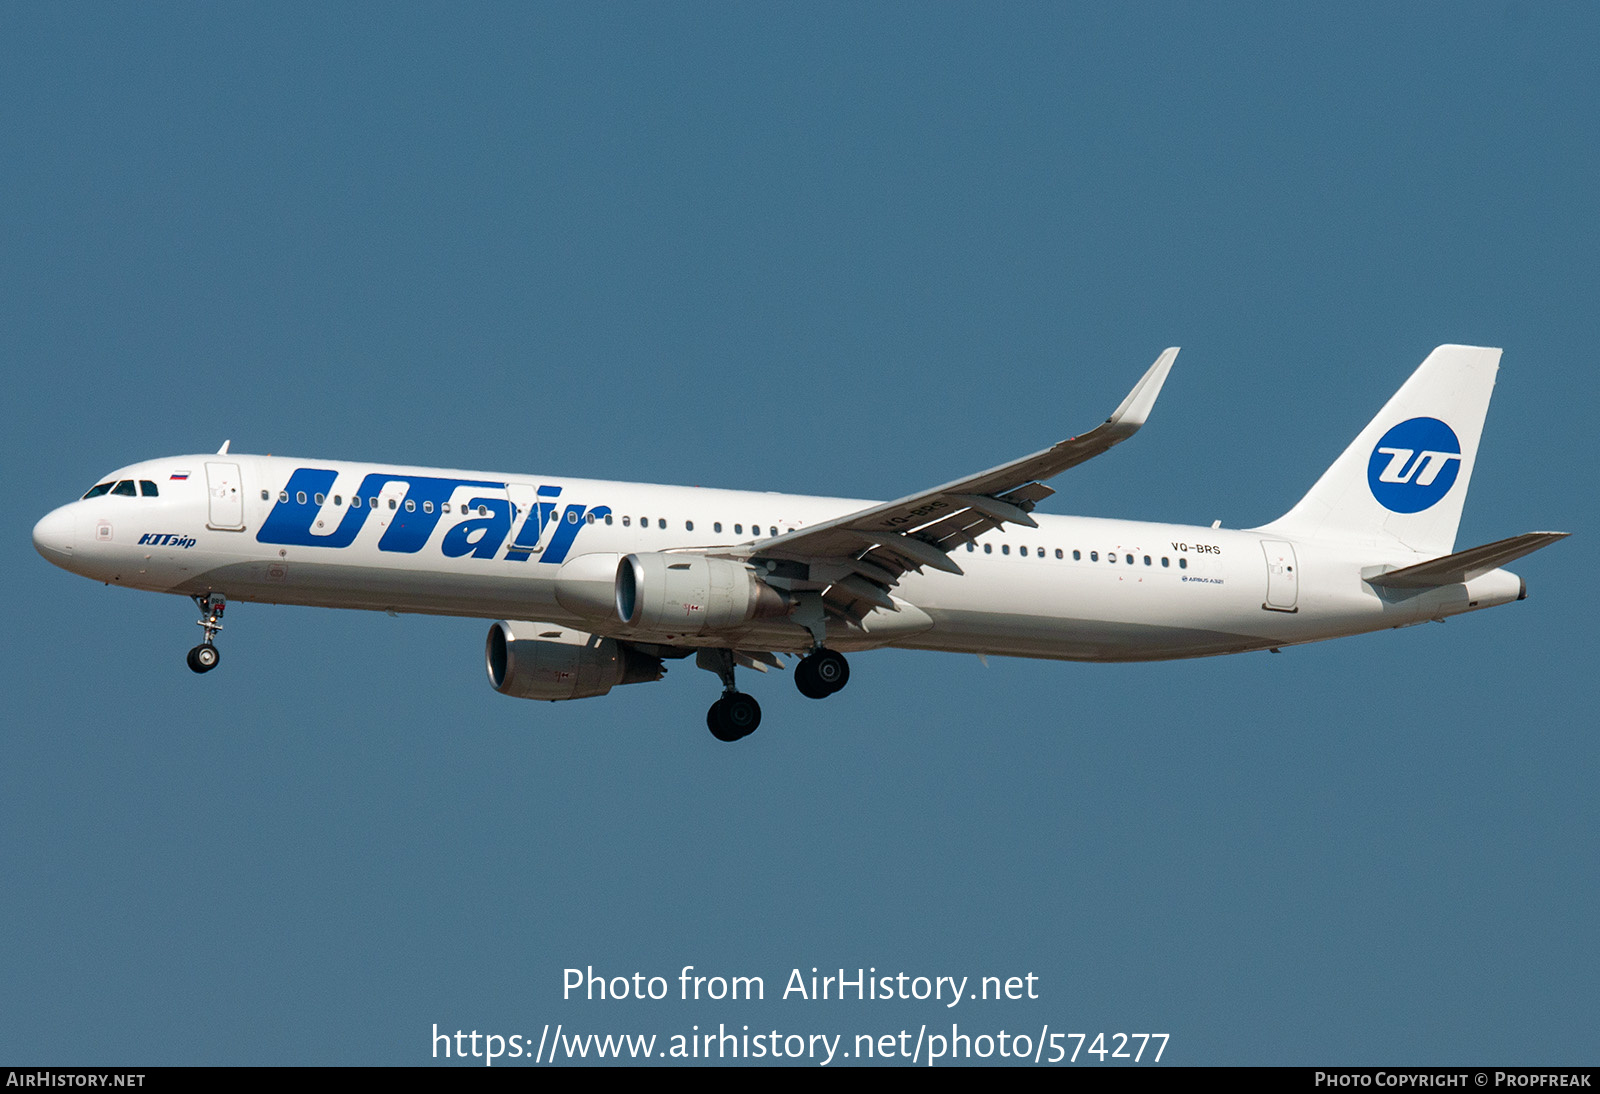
[82,482,113,499]
[111,480,137,497]
[139,480,159,497]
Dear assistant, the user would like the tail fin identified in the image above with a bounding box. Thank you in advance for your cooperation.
[1257,345,1501,555]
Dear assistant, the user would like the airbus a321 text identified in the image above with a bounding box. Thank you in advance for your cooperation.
[34,345,1565,741]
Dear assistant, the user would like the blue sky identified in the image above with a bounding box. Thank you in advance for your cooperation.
[3,4,1594,1065]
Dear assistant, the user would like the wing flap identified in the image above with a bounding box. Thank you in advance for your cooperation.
[733,649,785,672]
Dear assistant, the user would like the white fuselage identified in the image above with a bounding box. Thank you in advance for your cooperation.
[33,453,1523,663]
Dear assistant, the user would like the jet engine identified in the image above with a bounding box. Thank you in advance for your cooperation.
[485,621,664,701]
[615,553,792,635]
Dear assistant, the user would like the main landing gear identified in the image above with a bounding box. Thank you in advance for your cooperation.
[698,649,760,742]
[696,646,853,742]
[794,648,849,700]
[707,692,761,742]
[186,593,225,674]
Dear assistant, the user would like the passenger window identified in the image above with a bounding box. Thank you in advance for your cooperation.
[369,497,379,509]
[260,490,269,501]
[390,499,398,510]
[686,520,694,531]
[623,516,631,527]
[405,499,416,512]
[984,543,992,554]
[1126,554,1133,565]
[279,490,289,503]
[734,524,742,535]
[1037,547,1045,558]
[1002,544,1010,555]
[605,515,613,525]
[769,526,776,537]
[641,516,648,527]
[82,482,113,499]
[1144,555,1151,566]
[1161,557,1169,567]
[966,543,975,552]
[1179,558,1187,569]
[1072,550,1081,560]
[334,495,342,506]
[422,500,432,514]
[1090,551,1098,562]
[352,495,363,508]
[660,519,667,529]
[296,491,307,505]
[1055,548,1063,559]
[476,505,486,516]
[568,510,579,524]
[586,513,595,524]
[112,480,136,497]
[714,522,723,533]
[314,493,325,505]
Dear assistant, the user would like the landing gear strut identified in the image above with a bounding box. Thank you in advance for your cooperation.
[698,649,761,742]
[187,593,225,674]
[795,647,849,699]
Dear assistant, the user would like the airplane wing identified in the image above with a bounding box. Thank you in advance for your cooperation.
[729,348,1179,621]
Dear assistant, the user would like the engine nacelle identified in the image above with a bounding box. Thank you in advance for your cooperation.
[615,553,792,635]
[485,621,664,702]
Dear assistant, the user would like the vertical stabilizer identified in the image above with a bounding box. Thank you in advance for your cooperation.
[1256,345,1500,555]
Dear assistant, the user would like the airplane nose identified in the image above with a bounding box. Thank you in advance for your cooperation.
[32,506,76,561]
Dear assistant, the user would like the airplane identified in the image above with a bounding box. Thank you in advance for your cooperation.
[32,344,1566,742]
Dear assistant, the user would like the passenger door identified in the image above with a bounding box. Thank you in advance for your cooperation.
[205,462,245,531]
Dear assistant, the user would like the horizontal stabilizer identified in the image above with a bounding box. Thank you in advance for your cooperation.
[1366,531,1569,589]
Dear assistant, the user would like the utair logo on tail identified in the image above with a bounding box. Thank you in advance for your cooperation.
[1367,417,1462,513]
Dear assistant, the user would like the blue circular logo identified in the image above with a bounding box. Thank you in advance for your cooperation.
[1367,417,1462,513]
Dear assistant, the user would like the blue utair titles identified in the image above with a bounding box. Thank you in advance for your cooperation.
[256,469,610,564]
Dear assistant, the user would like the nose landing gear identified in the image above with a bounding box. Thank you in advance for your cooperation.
[186,593,225,674]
